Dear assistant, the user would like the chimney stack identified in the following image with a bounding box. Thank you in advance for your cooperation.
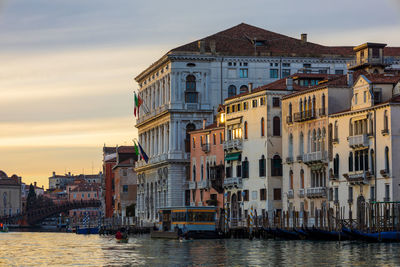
[210,40,216,54]
[347,71,353,86]
[248,82,253,92]
[203,119,206,130]
[301,33,307,44]
[198,40,205,54]
[34,181,37,188]
[286,78,293,90]
[52,171,55,177]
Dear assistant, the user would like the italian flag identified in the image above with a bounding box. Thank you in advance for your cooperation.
[134,92,143,117]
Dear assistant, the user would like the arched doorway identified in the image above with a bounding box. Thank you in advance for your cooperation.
[231,193,239,226]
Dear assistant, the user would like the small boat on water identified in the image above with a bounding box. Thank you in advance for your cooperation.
[76,227,99,235]
[342,227,400,242]
[305,227,349,241]
[151,206,221,239]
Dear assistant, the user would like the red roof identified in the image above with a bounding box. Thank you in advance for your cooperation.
[117,146,135,153]
[364,73,400,84]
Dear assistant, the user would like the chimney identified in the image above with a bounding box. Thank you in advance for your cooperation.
[34,181,37,188]
[248,82,253,92]
[286,78,293,90]
[347,71,353,86]
[203,119,206,130]
[210,40,216,54]
[198,40,205,54]
[68,172,71,176]
[301,33,307,44]
[52,171,55,177]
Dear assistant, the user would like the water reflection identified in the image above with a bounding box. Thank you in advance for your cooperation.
[0,232,400,266]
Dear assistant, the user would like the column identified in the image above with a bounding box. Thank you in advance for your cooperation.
[163,124,167,154]
[168,121,172,153]
[167,74,170,103]
[158,126,162,155]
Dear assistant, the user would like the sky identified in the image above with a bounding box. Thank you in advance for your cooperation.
[0,0,399,188]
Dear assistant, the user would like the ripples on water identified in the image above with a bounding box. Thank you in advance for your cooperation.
[1,232,400,266]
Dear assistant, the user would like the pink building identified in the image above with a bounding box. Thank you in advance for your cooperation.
[188,107,225,216]
[67,180,101,218]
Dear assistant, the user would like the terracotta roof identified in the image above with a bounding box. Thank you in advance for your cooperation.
[190,122,224,134]
[69,182,100,192]
[364,73,400,84]
[171,23,356,57]
[117,146,135,153]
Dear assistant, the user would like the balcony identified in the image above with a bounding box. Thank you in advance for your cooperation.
[287,189,294,199]
[286,116,293,124]
[306,187,327,198]
[188,181,197,190]
[343,171,368,184]
[347,57,388,70]
[318,108,326,117]
[223,139,243,151]
[303,151,328,164]
[223,177,243,188]
[296,155,303,162]
[201,143,210,153]
[348,134,369,148]
[286,157,294,164]
[293,110,316,122]
[381,128,389,135]
[197,180,209,189]
[298,189,305,198]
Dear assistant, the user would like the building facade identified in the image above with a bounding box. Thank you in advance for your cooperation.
[134,23,368,224]
[0,171,22,217]
[103,146,117,218]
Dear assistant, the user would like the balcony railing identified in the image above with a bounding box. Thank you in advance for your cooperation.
[293,110,316,122]
[286,156,294,164]
[343,171,368,184]
[296,155,303,162]
[201,143,210,153]
[318,108,326,117]
[223,177,242,188]
[223,139,243,151]
[306,187,327,198]
[188,181,197,190]
[347,57,387,69]
[287,189,294,199]
[286,116,293,124]
[303,151,328,164]
[348,134,369,148]
[298,189,305,198]
[197,180,209,189]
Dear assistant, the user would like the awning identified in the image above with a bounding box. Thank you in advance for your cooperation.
[225,152,241,161]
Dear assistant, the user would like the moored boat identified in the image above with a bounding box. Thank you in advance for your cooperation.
[342,227,400,242]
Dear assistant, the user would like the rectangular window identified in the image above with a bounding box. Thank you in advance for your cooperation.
[252,191,257,200]
[243,190,249,201]
[192,137,195,148]
[236,165,242,177]
[282,69,291,78]
[225,166,232,178]
[213,134,216,145]
[273,188,282,200]
[123,185,128,193]
[385,184,390,200]
[370,186,375,201]
[243,102,248,110]
[220,132,223,143]
[335,69,344,75]
[272,97,280,107]
[270,69,278,78]
[226,106,230,114]
[334,187,339,202]
[282,63,290,67]
[260,189,266,201]
[348,186,353,202]
[259,158,266,177]
[242,160,249,178]
[237,103,241,111]
[252,99,258,108]
[239,68,248,78]
[260,97,265,106]
[231,105,236,112]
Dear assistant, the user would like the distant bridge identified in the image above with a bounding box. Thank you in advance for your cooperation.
[0,200,101,225]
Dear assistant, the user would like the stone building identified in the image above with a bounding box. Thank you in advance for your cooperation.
[0,170,22,216]
[134,23,366,224]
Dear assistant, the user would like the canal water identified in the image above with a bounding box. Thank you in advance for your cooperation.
[1,232,400,266]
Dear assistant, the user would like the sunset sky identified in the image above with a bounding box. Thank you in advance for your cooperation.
[1,0,400,188]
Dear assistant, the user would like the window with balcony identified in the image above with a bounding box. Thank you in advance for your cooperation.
[228,85,237,98]
[348,186,353,203]
[273,116,280,136]
[271,155,282,176]
[299,132,304,156]
[192,165,196,181]
[236,165,242,178]
[185,75,198,103]
[348,152,353,172]
[288,134,293,160]
[370,149,375,175]
[225,166,232,178]
[242,157,249,178]
[259,155,266,177]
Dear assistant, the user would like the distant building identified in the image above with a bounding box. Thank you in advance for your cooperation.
[113,146,137,223]
[67,180,101,220]
[0,170,22,216]
[21,181,44,211]
[102,146,117,218]
[48,171,102,191]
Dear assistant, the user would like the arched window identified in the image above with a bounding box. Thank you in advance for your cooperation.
[228,85,237,98]
[289,170,293,190]
[299,132,304,156]
[383,110,389,132]
[300,169,304,189]
[369,114,373,134]
[334,121,338,140]
[334,154,339,177]
[349,152,353,172]
[299,99,303,113]
[261,117,265,137]
[321,127,326,152]
[192,165,196,181]
[259,155,266,177]
[312,95,316,116]
[273,116,280,136]
[185,123,196,152]
[364,150,369,171]
[385,146,389,172]
[307,130,311,153]
[312,129,317,152]
[239,85,248,94]
[321,94,326,115]
[244,121,248,139]
[242,157,249,178]
[185,75,197,103]
[271,155,282,176]
[288,134,293,159]
[370,149,375,174]
[317,128,321,152]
